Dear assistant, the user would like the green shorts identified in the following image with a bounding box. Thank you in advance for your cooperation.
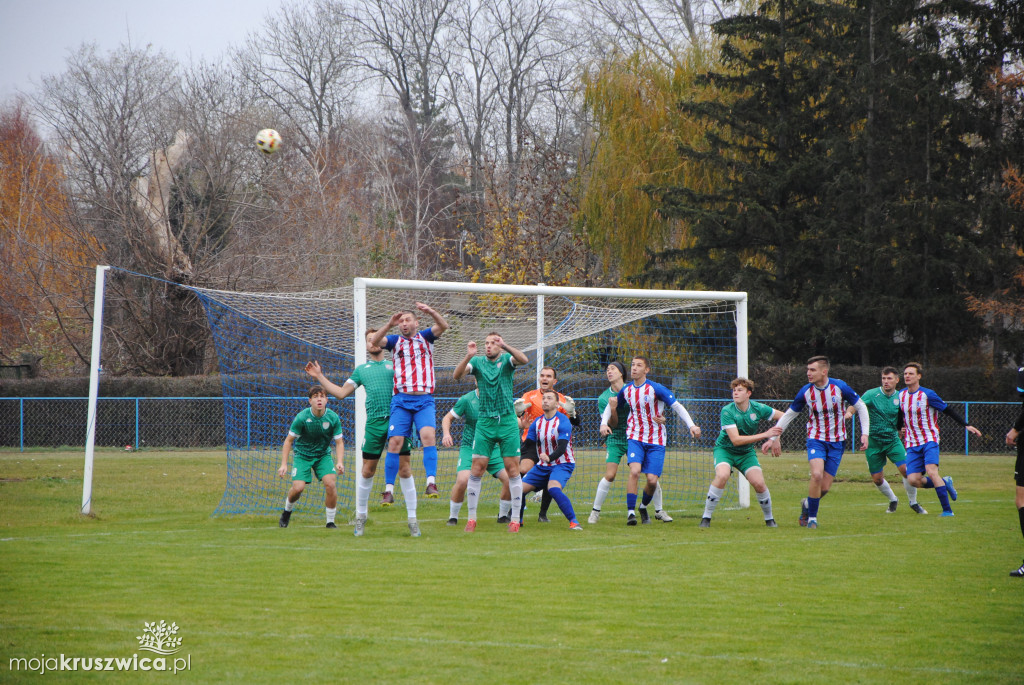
[605,438,628,464]
[292,454,335,483]
[713,446,761,475]
[458,445,505,476]
[864,436,907,474]
[362,416,412,457]
[472,414,521,458]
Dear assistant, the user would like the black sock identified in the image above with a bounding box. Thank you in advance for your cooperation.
[1018,506,1024,542]
[540,488,552,516]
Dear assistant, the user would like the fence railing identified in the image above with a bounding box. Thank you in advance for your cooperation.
[1,396,1019,455]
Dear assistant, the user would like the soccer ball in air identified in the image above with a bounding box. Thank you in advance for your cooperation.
[255,128,281,155]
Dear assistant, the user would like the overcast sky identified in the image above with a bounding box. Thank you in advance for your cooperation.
[0,0,283,100]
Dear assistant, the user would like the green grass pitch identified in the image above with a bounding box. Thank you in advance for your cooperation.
[1,447,1022,683]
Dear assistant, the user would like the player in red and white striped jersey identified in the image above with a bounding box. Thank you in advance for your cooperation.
[897,362,980,517]
[599,356,701,526]
[519,389,582,529]
[368,302,449,536]
[766,356,869,529]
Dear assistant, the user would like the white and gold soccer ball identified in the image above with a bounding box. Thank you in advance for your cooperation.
[255,128,282,155]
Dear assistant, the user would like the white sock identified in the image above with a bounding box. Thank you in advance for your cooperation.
[399,476,417,518]
[356,475,372,516]
[284,497,295,512]
[903,477,918,505]
[509,476,523,521]
[466,474,482,519]
[385,483,395,494]
[499,499,512,517]
[326,507,336,523]
[449,500,462,519]
[756,489,773,520]
[652,481,664,511]
[427,475,436,486]
[702,485,724,519]
[876,479,897,502]
[593,478,612,511]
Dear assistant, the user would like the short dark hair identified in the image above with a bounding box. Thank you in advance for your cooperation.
[632,356,651,371]
[308,385,327,398]
[541,388,559,401]
[880,366,899,377]
[807,355,830,368]
[486,331,502,339]
[904,361,923,375]
[540,366,558,379]
[731,377,755,392]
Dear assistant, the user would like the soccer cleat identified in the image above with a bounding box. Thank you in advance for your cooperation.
[537,513,549,523]
[886,500,898,513]
[588,510,600,524]
[807,520,818,529]
[381,491,395,506]
[626,513,637,526]
[639,507,651,524]
[446,517,458,526]
[408,520,421,537]
[943,476,957,501]
[799,498,809,527]
[353,516,366,537]
[910,502,928,514]
[425,483,439,498]
[698,517,711,528]
[765,519,778,528]
[496,514,511,524]
[530,492,543,503]
[569,521,583,531]
[465,519,477,532]
[939,510,955,517]
[508,521,520,533]
[1011,560,1024,578]
[326,522,338,529]
[655,509,673,522]
[278,510,291,528]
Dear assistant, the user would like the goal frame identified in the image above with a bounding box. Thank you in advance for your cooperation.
[352,277,750,507]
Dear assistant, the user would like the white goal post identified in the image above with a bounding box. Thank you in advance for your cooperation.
[352,278,750,507]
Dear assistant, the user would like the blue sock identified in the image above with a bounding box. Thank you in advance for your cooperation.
[919,478,935,488]
[422,445,437,479]
[641,490,653,507]
[384,452,400,486]
[626,493,637,511]
[808,497,821,518]
[550,488,577,523]
[935,485,951,512]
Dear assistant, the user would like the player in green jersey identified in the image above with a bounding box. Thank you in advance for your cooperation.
[699,378,783,528]
[453,332,529,533]
[441,383,511,525]
[844,366,925,514]
[305,329,416,537]
[277,385,345,529]
[588,361,671,524]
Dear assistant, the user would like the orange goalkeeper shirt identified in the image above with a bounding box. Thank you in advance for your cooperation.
[519,388,569,440]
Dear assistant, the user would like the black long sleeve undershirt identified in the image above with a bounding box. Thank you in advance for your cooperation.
[521,438,569,462]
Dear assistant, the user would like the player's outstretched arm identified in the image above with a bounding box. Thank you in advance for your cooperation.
[278,435,296,479]
[669,401,701,438]
[498,337,529,366]
[306,361,355,400]
[453,341,477,380]
[416,301,449,337]
[370,319,399,349]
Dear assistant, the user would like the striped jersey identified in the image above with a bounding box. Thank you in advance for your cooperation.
[384,328,437,394]
[898,387,947,447]
[527,412,574,465]
[615,380,679,446]
[789,379,861,442]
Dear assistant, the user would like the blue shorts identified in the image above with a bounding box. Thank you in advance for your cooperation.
[626,440,666,477]
[388,393,436,439]
[905,442,940,475]
[522,461,576,490]
[807,439,844,478]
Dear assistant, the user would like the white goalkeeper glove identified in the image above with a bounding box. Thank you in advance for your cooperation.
[513,398,528,417]
[560,396,576,419]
